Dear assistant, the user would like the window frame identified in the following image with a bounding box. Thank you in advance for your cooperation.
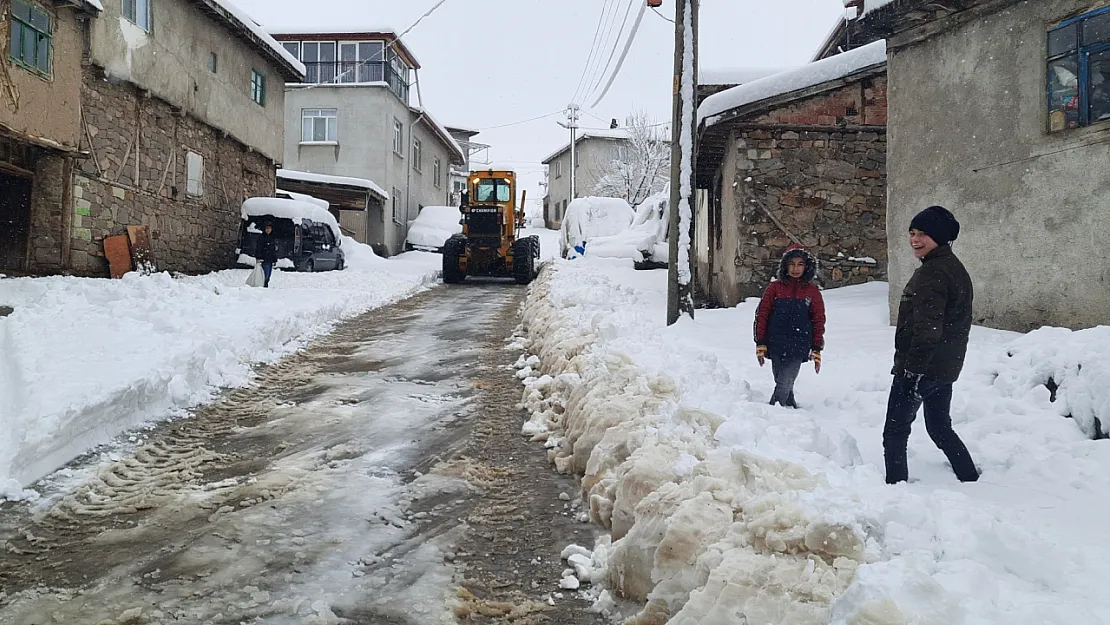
[122,0,152,32]
[392,119,405,155]
[209,52,218,74]
[554,160,562,179]
[412,138,423,172]
[301,108,338,143]
[186,151,204,197]
[1047,5,1110,131]
[251,69,266,106]
[9,0,53,77]
[392,187,404,225]
[433,157,442,188]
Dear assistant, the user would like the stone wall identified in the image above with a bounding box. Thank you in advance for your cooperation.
[59,67,276,275]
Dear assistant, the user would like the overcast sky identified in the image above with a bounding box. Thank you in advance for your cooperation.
[235,0,846,202]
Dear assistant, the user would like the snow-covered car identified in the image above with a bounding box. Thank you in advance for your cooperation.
[581,189,670,265]
[558,196,634,259]
[237,197,346,272]
[404,205,463,252]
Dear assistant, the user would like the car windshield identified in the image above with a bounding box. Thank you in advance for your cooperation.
[475,178,512,202]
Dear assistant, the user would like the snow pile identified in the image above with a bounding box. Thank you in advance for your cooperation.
[405,205,462,251]
[558,197,634,259]
[990,326,1110,439]
[242,197,342,242]
[0,253,441,498]
[277,188,330,210]
[513,259,1110,624]
[582,189,670,263]
[698,40,887,127]
[277,169,389,200]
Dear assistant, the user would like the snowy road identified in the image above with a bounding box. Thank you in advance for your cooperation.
[0,282,600,625]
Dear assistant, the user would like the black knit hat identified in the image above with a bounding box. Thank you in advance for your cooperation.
[909,205,960,246]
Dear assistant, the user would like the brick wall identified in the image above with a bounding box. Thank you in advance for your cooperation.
[755,76,887,127]
[62,67,276,275]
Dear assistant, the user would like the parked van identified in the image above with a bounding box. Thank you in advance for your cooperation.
[237,197,345,272]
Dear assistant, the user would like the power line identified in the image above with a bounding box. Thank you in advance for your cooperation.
[571,0,616,105]
[284,0,453,92]
[588,0,648,108]
[477,110,564,131]
[580,0,630,104]
[583,0,639,105]
[650,6,674,24]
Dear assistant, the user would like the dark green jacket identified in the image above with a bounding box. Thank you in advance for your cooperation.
[893,245,973,383]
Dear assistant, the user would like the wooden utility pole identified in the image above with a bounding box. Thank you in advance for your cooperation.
[667,0,698,325]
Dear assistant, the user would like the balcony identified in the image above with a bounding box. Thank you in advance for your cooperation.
[299,61,409,103]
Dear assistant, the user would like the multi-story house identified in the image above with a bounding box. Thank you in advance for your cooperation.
[445,125,483,206]
[65,0,303,275]
[271,29,465,256]
[540,129,630,229]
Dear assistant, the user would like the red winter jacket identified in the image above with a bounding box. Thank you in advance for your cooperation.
[754,278,826,361]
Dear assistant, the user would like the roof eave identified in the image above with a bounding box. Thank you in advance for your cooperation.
[189,0,305,82]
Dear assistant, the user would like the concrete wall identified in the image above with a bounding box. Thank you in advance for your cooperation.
[885,0,1110,331]
[283,85,457,255]
[544,137,628,224]
[0,2,83,150]
[87,0,286,162]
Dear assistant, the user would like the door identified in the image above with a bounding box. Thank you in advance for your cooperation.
[0,172,33,271]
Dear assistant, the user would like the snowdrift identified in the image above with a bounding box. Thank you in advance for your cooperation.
[0,253,440,498]
[513,260,1110,625]
[559,197,634,259]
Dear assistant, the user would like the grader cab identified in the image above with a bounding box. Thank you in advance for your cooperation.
[442,170,540,284]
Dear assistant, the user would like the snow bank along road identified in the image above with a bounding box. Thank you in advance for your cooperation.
[516,259,1110,625]
[0,283,602,625]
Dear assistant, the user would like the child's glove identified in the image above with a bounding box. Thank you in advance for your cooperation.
[810,350,822,374]
[756,345,767,367]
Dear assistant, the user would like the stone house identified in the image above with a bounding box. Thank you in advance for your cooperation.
[856,0,1110,331]
[0,0,98,273]
[272,30,465,256]
[62,0,304,275]
[541,129,631,229]
[694,41,888,307]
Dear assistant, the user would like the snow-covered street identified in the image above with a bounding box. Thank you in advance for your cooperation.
[517,258,1110,625]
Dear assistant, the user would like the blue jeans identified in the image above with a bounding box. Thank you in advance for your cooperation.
[883,374,979,484]
[770,358,803,407]
[262,261,273,288]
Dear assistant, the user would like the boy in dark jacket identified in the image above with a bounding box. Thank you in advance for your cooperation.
[256,222,279,288]
[754,245,826,408]
[883,205,979,484]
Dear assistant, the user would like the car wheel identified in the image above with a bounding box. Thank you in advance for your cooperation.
[337,258,345,271]
[307,259,315,272]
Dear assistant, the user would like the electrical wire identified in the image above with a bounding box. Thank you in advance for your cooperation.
[578,0,630,105]
[477,110,564,131]
[588,0,648,108]
[582,0,639,105]
[651,6,674,24]
[285,0,453,92]
[570,0,616,105]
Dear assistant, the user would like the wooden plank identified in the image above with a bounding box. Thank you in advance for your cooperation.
[103,234,133,279]
[126,225,155,272]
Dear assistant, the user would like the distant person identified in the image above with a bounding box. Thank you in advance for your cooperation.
[884,205,979,484]
[256,222,278,288]
[754,245,825,408]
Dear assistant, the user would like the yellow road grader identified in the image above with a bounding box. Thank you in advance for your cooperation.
[442,170,540,284]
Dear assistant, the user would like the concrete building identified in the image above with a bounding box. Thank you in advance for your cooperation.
[541,129,631,229]
[444,125,485,206]
[694,42,888,308]
[272,30,465,256]
[857,0,1110,331]
[0,0,98,273]
[62,0,304,275]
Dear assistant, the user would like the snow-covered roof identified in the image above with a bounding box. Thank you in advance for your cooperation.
[699,67,789,86]
[410,108,467,164]
[267,28,421,69]
[241,197,342,241]
[445,125,481,137]
[698,40,887,127]
[855,0,898,16]
[197,1,306,80]
[541,129,632,164]
[76,0,103,11]
[276,189,329,210]
[277,169,389,201]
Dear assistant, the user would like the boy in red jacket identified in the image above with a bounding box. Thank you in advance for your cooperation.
[754,245,826,408]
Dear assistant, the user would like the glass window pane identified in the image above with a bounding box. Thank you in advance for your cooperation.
[282,42,299,58]
[23,29,37,63]
[302,117,313,141]
[10,24,22,62]
[1082,12,1110,46]
[1048,55,1080,131]
[327,117,337,141]
[319,42,335,62]
[302,42,318,62]
[12,1,32,22]
[313,118,327,141]
[29,7,50,32]
[359,42,383,62]
[36,33,49,72]
[1049,26,1076,58]
[140,0,151,30]
[340,42,356,61]
[1089,49,1110,123]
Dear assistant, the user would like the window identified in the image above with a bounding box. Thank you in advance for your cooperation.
[282,41,300,59]
[251,69,266,105]
[392,119,404,155]
[209,53,218,73]
[554,160,562,178]
[433,157,442,188]
[186,151,203,197]
[9,0,52,76]
[475,178,512,203]
[301,109,338,143]
[122,0,151,31]
[392,188,403,224]
[412,138,423,171]
[1048,7,1110,131]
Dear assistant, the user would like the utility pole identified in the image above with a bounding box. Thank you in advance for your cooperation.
[558,103,581,202]
[667,0,698,325]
